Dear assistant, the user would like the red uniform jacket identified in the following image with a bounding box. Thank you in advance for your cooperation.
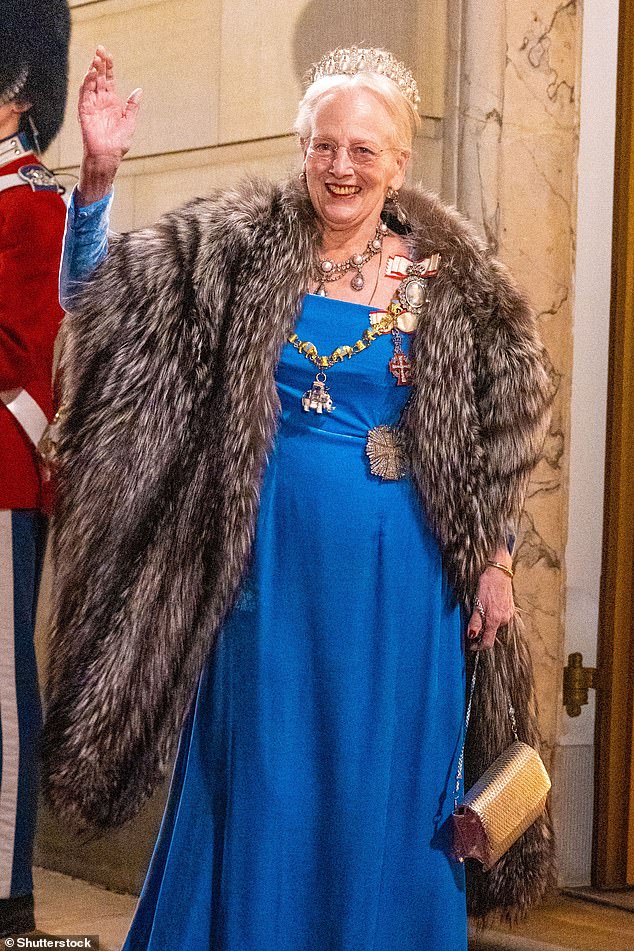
[0,148,66,510]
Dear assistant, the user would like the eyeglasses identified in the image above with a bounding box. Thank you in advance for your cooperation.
[306,139,395,167]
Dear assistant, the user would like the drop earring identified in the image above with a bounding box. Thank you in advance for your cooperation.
[386,186,408,226]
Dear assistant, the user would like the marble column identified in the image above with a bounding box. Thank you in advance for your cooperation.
[456,0,506,250]
[447,0,580,764]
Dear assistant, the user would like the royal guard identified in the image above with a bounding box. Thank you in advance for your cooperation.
[0,0,70,937]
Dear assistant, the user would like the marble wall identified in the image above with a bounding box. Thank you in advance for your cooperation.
[445,0,580,765]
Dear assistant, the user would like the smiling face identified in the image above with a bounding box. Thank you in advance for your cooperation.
[301,87,409,238]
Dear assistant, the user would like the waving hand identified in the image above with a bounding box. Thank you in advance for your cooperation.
[77,46,142,204]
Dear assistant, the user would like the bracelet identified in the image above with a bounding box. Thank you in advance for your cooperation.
[486,560,514,579]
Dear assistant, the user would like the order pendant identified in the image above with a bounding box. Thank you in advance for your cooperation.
[397,275,429,316]
[389,352,412,386]
[302,371,334,414]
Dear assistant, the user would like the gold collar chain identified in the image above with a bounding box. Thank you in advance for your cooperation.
[287,299,404,369]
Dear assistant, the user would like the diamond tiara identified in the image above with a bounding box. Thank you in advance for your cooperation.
[308,48,420,108]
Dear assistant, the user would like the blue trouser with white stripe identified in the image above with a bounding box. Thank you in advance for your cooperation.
[0,510,46,899]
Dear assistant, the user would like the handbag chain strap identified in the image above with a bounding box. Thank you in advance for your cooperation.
[453,652,520,810]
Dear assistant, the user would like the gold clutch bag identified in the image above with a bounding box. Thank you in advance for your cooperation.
[452,654,551,869]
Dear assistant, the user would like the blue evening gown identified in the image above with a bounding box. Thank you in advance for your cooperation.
[122,293,468,951]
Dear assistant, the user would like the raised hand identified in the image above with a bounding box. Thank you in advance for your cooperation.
[77,46,142,205]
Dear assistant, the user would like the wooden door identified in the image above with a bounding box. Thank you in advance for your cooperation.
[593,0,634,889]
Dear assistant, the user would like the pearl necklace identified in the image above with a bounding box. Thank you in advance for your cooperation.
[316,220,388,295]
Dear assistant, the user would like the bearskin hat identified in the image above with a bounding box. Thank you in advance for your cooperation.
[0,0,71,154]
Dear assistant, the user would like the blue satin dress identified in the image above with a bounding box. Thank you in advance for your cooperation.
[122,293,467,951]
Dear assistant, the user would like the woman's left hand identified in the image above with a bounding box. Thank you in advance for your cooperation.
[467,565,515,651]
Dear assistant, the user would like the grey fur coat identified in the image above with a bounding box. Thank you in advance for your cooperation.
[43,177,555,920]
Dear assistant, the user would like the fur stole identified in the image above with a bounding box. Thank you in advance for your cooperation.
[43,177,555,920]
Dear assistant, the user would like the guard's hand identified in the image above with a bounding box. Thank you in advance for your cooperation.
[466,566,514,651]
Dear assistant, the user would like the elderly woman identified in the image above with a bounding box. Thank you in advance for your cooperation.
[44,46,554,950]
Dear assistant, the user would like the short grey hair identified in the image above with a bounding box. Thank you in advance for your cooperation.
[294,72,421,153]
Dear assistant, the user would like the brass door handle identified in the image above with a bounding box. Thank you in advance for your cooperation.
[563,652,596,717]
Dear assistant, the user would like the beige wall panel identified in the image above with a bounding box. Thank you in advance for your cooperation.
[219,0,447,143]
[218,0,308,143]
[59,0,221,169]
[412,0,447,118]
[108,175,138,231]
[410,124,443,194]
[42,138,62,173]
[127,141,300,226]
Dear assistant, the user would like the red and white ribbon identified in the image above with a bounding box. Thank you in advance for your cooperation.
[385,252,441,280]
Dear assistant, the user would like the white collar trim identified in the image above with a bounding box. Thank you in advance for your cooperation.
[0,136,33,171]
